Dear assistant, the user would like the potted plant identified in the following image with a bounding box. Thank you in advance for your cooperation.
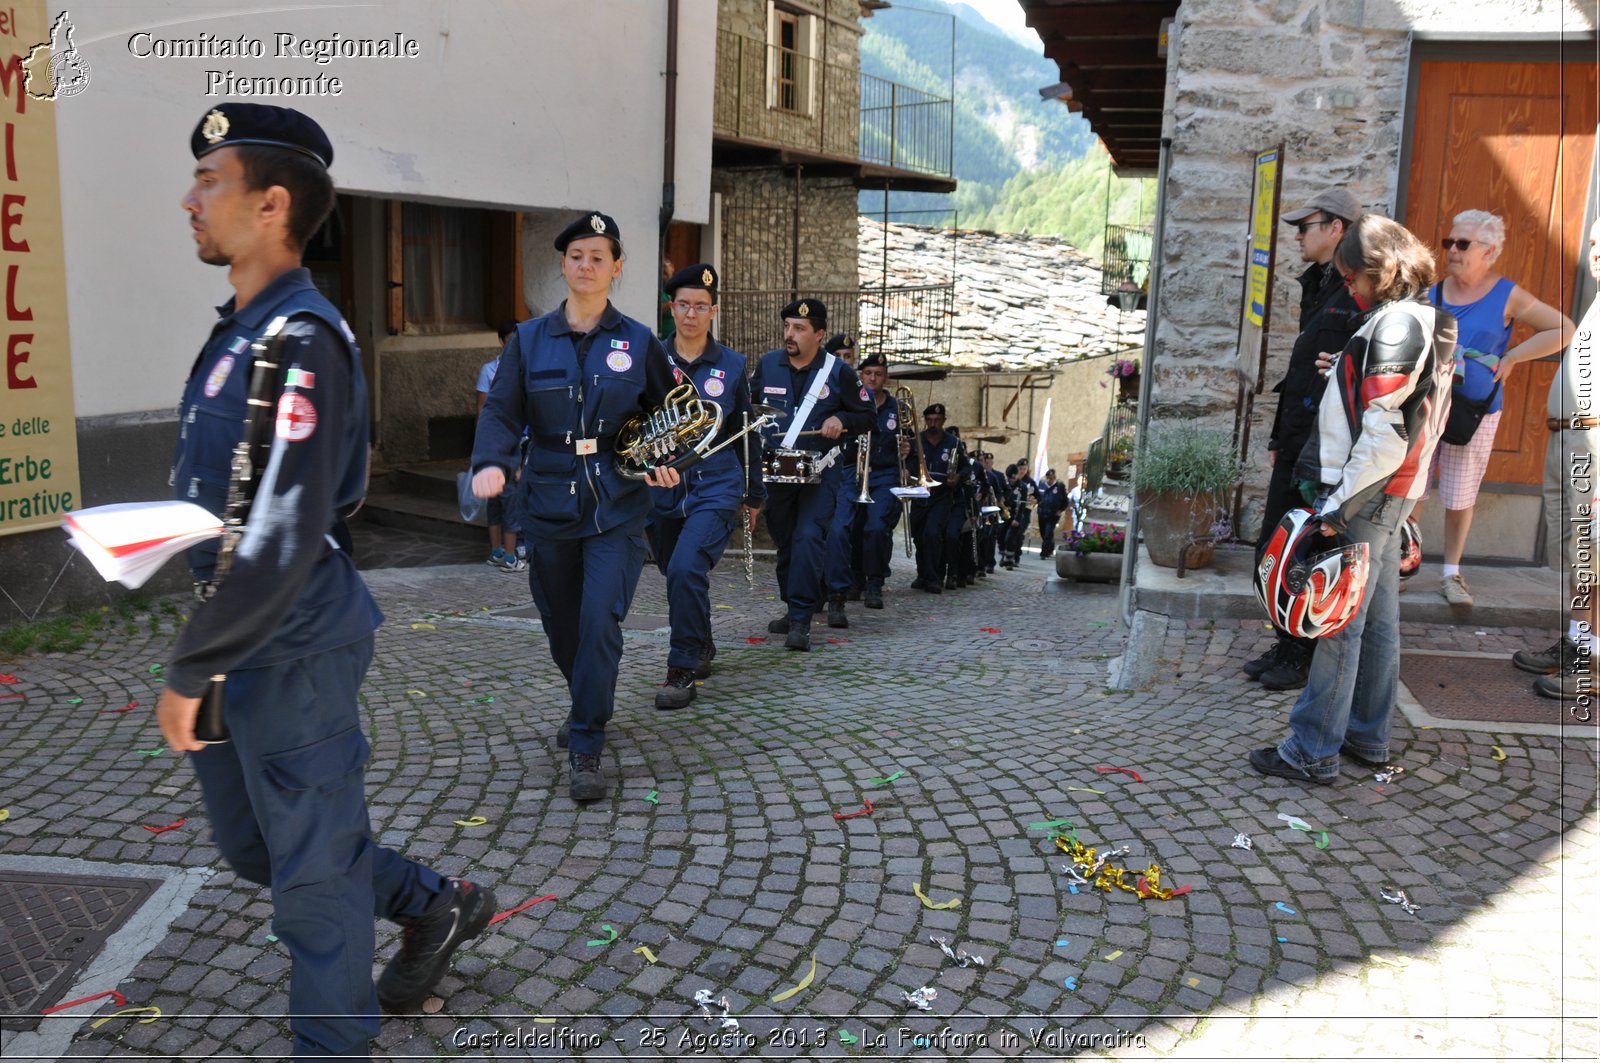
[1105,430,1136,480]
[1107,357,1140,405]
[1056,521,1125,582]
[1133,421,1242,572]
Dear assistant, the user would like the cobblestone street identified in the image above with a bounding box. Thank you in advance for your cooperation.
[1,547,1595,1061]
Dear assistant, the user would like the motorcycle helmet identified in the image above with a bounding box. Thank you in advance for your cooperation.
[1254,508,1371,639]
[1397,516,1421,582]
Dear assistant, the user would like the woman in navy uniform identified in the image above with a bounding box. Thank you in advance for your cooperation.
[158,104,493,1057]
[753,299,875,650]
[472,212,680,802]
[909,403,968,591]
[647,264,764,709]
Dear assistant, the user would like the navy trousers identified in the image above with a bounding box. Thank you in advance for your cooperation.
[765,479,839,624]
[913,489,964,583]
[824,465,862,597]
[858,482,903,591]
[648,508,736,669]
[190,636,447,1061]
[525,522,648,755]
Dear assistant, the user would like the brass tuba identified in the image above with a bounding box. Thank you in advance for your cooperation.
[614,382,723,480]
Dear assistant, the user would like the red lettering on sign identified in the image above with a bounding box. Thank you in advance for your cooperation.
[0,54,25,116]
[4,123,14,182]
[7,332,33,388]
[6,264,29,320]
[1,193,25,252]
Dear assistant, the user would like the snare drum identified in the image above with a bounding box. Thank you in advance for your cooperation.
[765,447,823,484]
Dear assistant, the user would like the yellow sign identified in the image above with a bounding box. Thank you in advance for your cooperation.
[1246,147,1279,329]
[0,0,79,535]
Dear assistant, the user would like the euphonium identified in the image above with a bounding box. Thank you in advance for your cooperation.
[614,381,723,480]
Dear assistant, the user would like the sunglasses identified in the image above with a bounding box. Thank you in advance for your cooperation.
[1441,238,1476,251]
[1293,217,1335,235]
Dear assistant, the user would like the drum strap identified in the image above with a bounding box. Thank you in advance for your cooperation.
[780,353,837,449]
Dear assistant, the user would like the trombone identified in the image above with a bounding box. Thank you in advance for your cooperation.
[894,386,939,490]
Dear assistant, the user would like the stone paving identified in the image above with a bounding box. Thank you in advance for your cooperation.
[0,536,1595,1061]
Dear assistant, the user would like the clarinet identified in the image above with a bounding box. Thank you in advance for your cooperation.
[195,317,296,744]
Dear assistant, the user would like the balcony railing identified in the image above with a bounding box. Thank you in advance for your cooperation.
[717,283,954,366]
[714,30,953,180]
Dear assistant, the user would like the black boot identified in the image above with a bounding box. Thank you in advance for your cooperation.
[826,595,849,628]
[654,666,697,710]
[1260,642,1313,691]
[692,639,717,679]
[1242,641,1285,680]
[377,878,497,1012]
[864,585,884,609]
[568,752,607,801]
[767,614,791,635]
[785,619,811,651]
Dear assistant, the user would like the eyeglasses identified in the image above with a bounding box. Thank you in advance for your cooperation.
[671,301,714,316]
[1441,238,1477,251]
[1293,217,1335,235]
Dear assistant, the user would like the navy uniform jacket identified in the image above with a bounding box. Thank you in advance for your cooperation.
[650,334,765,517]
[750,348,874,455]
[1036,480,1067,518]
[473,302,677,540]
[166,268,380,698]
[919,430,966,491]
[864,393,903,487]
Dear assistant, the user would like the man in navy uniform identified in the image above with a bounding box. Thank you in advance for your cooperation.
[850,352,906,608]
[647,264,764,708]
[157,104,494,1057]
[754,299,875,650]
[820,332,864,623]
[975,450,1005,574]
[1003,457,1038,565]
[909,403,968,591]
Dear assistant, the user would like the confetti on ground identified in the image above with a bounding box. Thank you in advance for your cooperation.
[1374,766,1405,784]
[825,637,848,644]
[714,604,732,609]
[1095,766,1144,782]
[142,819,185,834]
[410,623,436,630]
[88,1006,161,1029]
[0,693,22,700]
[930,934,986,967]
[1028,818,1075,831]
[1370,953,1410,968]
[1314,832,1330,850]
[1232,833,1253,850]
[67,697,83,705]
[101,702,138,714]
[1056,836,1189,900]
[645,790,659,805]
[770,953,817,1002]
[452,816,488,827]
[534,1016,558,1023]
[912,882,961,910]
[488,893,557,926]
[632,945,658,964]
[1088,620,1108,626]
[41,988,127,1014]
[1186,977,1200,987]
[585,924,619,947]
[903,986,937,1011]
[1063,976,1078,990]
[1103,949,1124,961]
[1380,887,1421,915]
[0,674,14,683]
[0,809,8,822]
[1056,938,1070,946]
[1277,814,1313,831]
[838,1029,859,1045]
[833,799,873,820]
[1276,936,1287,943]
[406,690,428,697]
[1490,746,1507,761]
[745,637,767,644]
[1275,902,1297,915]
[148,664,164,675]
[979,627,1002,633]
[266,934,279,943]
[692,990,740,1030]
[1065,786,1104,794]
[477,696,495,704]
[134,748,164,757]
[865,770,905,786]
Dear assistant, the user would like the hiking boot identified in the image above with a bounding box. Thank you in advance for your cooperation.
[923,580,943,594]
[1242,642,1284,680]
[569,752,607,801]
[1513,635,1581,675]
[1260,643,1312,691]
[377,878,497,1013]
[864,586,884,610]
[847,578,865,602]
[1248,747,1332,786]
[785,620,811,651]
[1440,573,1474,607]
[555,719,570,749]
[655,667,697,710]
[944,575,958,590]
[826,595,849,629]
[767,615,791,635]
[692,639,717,679]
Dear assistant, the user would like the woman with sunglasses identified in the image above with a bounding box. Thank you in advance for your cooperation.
[1428,209,1574,607]
[1250,214,1456,785]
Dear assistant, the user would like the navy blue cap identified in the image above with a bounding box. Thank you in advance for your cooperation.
[191,104,333,167]
[825,333,856,356]
[923,402,946,417]
[780,298,827,328]
[665,262,718,297]
[554,211,622,253]
[859,351,887,369]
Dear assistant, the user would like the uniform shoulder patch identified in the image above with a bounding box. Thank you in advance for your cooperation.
[275,392,318,442]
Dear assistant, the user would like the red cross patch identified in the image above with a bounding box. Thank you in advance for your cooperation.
[276,392,318,442]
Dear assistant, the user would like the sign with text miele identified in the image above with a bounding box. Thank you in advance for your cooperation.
[0,0,80,536]
[1246,147,1279,329]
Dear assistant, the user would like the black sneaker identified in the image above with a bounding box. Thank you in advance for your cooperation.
[864,587,884,610]
[655,666,697,710]
[1513,636,1581,675]
[377,878,497,1013]
[1242,642,1284,679]
[569,752,607,801]
[1260,643,1312,691]
[1247,747,1331,786]
[1339,744,1389,769]
[556,719,570,749]
[767,615,791,635]
[692,639,716,679]
[826,596,849,629]
[785,620,811,651]
[1534,654,1594,700]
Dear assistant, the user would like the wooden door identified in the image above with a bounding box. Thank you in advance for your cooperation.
[1404,59,1597,486]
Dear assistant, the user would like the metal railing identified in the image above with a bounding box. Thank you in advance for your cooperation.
[714,30,952,179]
[716,283,954,366]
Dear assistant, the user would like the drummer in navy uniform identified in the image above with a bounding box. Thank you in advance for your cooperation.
[157,104,494,1055]
[472,211,681,802]
[646,264,764,709]
[909,403,968,591]
[753,299,875,650]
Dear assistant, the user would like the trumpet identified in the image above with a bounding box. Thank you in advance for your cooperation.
[854,432,873,504]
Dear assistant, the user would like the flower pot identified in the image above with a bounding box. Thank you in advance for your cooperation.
[1105,459,1132,481]
[1138,489,1222,570]
[1056,551,1123,582]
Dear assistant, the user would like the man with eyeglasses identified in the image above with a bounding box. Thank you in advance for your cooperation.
[1243,187,1365,692]
[646,264,765,708]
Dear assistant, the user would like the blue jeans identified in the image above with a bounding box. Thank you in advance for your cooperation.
[1277,494,1414,780]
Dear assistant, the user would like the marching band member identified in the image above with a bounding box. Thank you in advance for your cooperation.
[646,264,764,709]
[851,353,906,608]
[754,300,875,650]
[1003,458,1037,565]
[909,403,968,592]
[975,450,1006,574]
[472,211,681,802]
[821,332,863,625]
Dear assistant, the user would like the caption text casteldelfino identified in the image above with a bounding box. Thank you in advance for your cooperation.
[126,31,422,96]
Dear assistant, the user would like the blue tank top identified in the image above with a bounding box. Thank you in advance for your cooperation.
[1430,277,1514,414]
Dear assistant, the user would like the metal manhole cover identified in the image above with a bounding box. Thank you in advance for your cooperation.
[1400,653,1591,727]
[1,871,162,1031]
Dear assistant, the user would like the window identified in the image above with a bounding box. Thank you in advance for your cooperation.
[767,3,815,116]
[387,202,524,334]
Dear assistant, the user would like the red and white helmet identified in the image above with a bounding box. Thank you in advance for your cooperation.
[1397,517,1422,581]
[1254,508,1371,639]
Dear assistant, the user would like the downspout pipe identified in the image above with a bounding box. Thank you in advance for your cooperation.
[659,0,680,258]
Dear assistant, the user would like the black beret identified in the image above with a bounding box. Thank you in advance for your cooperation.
[923,402,946,417]
[825,332,856,355]
[779,298,827,328]
[665,262,718,296]
[554,212,622,253]
[858,351,887,369]
[192,104,333,167]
